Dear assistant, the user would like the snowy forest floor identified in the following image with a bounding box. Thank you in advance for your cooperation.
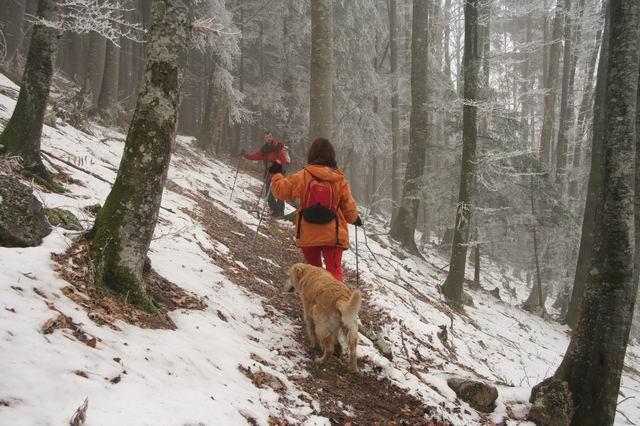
[1,73,640,425]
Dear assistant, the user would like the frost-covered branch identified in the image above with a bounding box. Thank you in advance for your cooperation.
[30,0,143,46]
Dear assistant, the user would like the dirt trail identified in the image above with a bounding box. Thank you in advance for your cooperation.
[169,177,451,425]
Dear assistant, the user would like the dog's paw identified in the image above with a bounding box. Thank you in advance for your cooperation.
[314,356,326,365]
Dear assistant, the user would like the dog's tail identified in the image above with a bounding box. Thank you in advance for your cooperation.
[337,290,362,325]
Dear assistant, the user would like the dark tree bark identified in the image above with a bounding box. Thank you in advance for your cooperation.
[0,0,59,189]
[309,0,333,140]
[389,0,401,220]
[197,56,217,151]
[441,0,479,303]
[566,5,609,329]
[554,0,574,187]
[98,39,121,120]
[81,31,106,111]
[553,1,640,424]
[390,0,429,253]
[443,0,452,83]
[571,4,605,190]
[89,0,190,310]
[539,0,564,166]
[1,0,26,66]
[523,176,547,316]
[520,14,533,146]
[473,227,480,287]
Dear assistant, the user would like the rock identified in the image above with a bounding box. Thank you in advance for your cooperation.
[528,377,573,426]
[0,174,51,247]
[447,377,498,412]
[489,287,501,300]
[461,291,475,307]
[46,207,82,231]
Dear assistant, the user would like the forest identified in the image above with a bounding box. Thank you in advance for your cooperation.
[0,0,639,425]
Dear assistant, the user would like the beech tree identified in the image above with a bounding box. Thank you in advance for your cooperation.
[309,0,333,141]
[539,0,563,167]
[0,0,140,188]
[389,0,429,253]
[441,0,479,304]
[548,1,640,424]
[566,2,608,329]
[0,0,59,188]
[90,0,191,309]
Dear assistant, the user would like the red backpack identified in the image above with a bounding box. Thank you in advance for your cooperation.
[297,171,341,244]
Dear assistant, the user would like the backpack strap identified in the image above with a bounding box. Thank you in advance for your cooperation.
[295,169,309,240]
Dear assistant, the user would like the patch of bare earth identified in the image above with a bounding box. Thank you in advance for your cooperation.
[52,240,207,330]
[169,177,451,425]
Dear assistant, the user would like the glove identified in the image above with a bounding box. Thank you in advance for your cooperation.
[240,149,245,156]
[268,162,283,175]
[354,216,363,227]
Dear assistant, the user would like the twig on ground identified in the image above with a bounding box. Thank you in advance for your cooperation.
[41,149,111,184]
[41,149,174,213]
[616,409,637,426]
[69,397,88,426]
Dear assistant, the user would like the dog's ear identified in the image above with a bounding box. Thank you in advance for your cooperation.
[293,263,305,280]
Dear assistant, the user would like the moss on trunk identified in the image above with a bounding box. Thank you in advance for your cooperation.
[0,0,59,189]
[89,0,190,312]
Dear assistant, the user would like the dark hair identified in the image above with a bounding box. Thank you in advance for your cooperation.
[263,131,272,136]
[307,138,337,168]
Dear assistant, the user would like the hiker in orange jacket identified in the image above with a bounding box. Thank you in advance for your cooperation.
[242,131,290,217]
[269,137,362,282]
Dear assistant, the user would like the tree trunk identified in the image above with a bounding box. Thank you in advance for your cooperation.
[0,0,59,188]
[197,57,216,151]
[566,6,609,329]
[441,0,479,304]
[554,0,573,188]
[81,31,106,111]
[539,0,564,166]
[389,0,401,220]
[1,0,26,67]
[89,0,190,310]
[520,14,533,145]
[98,39,120,121]
[473,227,480,287]
[571,5,604,193]
[554,2,640,424]
[443,0,452,83]
[309,0,333,141]
[390,0,429,253]
[524,176,547,316]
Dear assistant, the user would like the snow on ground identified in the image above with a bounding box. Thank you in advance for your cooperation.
[1,73,639,425]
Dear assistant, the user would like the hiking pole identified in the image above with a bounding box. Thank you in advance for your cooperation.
[254,164,269,212]
[229,155,243,201]
[251,180,272,251]
[355,224,360,287]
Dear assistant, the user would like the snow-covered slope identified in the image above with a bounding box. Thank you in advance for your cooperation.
[1,73,639,425]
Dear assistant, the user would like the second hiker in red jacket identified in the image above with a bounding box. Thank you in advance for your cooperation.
[242,131,291,217]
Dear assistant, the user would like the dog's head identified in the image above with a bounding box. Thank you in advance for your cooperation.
[283,263,306,294]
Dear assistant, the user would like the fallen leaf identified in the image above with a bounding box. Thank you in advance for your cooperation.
[73,370,89,379]
[86,337,97,348]
[109,375,121,384]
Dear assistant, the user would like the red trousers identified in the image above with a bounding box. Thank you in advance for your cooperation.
[301,246,344,282]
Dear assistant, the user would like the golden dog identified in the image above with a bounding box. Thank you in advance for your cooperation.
[284,263,362,372]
